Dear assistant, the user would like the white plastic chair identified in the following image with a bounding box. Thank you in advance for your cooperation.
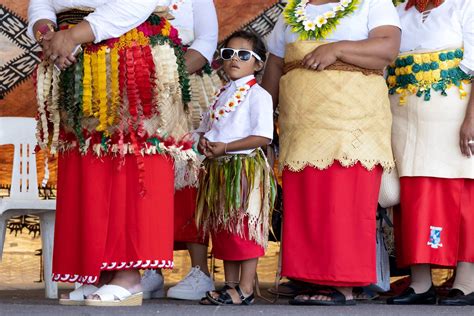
[0,117,57,299]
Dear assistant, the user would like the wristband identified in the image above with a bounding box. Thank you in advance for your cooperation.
[224,143,228,155]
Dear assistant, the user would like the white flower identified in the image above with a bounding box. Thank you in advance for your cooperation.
[333,5,344,11]
[295,8,305,16]
[303,19,316,31]
[324,11,336,19]
[315,15,327,28]
[297,15,308,22]
[341,0,352,7]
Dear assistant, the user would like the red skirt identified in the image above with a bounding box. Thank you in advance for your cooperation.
[52,150,174,284]
[394,177,474,267]
[281,162,382,287]
[211,218,265,261]
[174,187,208,249]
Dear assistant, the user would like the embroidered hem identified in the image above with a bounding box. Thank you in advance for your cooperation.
[52,260,174,284]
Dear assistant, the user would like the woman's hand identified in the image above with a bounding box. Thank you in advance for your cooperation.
[301,42,339,71]
[460,116,474,158]
[43,29,78,70]
[206,141,226,158]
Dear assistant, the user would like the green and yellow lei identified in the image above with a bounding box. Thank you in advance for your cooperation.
[283,0,360,41]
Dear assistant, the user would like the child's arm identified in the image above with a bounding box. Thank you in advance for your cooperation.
[206,136,271,159]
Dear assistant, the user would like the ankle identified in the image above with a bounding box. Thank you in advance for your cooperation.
[410,282,432,294]
[239,283,253,295]
[225,281,239,288]
[194,265,210,277]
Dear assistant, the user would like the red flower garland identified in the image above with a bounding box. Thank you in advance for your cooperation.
[406,0,443,12]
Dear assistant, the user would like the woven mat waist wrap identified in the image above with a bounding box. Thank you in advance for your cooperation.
[278,40,395,172]
[283,60,383,76]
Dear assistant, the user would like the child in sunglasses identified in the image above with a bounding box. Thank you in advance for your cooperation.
[194,30,276,305]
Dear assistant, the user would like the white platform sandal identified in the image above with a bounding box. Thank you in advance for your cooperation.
[58,284,99,306]
[84,284,143,306]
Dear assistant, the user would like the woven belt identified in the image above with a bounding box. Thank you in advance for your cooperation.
[283,60,383,76]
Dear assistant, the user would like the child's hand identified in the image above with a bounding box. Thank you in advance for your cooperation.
[197,136,210,155]
[206,142,226,158]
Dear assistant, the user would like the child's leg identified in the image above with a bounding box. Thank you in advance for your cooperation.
[239,258,258,295]
[217,258,257,304]
[224,260,241,286]
[208,260,240,299]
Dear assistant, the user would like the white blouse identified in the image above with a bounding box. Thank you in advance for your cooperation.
[196,75,274,155]
[267,0,401,58]
[28,0,167,43]
[28,0,217,62]
[169,0,218,63]
[397,0,473,74]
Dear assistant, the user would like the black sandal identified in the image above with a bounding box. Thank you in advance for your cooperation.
[200,284,233,305]
[206,285,255,305]
[289,288,356,306]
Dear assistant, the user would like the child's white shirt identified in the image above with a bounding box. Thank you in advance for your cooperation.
[196,75,274,155]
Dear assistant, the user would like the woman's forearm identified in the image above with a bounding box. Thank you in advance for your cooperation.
[66,21,95,45]
[226,135,270,153]
[184,49,208,74]
[465,88,474,121]
[334,26,401,69]
[261,54,284,110]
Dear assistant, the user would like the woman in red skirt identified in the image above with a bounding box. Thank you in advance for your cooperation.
[196,31,276,305]
[387,0,474,306]
[29,0,196,306]
[140,0,219,301]
[262,0,401,306]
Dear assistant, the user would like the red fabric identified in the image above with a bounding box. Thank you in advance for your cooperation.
[394,177,474,268]
[52,150,174,283]
[281,162,382,287]
[174,187,208,249]
[211,218,265,261]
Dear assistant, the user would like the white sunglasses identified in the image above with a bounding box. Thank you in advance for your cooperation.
[220,48,262,62]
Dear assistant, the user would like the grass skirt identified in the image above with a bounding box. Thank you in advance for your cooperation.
[196,149,276,248]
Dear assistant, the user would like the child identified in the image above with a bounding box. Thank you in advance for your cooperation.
[195,30,276,305]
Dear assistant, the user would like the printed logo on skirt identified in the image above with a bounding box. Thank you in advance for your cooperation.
[427,226,443,249]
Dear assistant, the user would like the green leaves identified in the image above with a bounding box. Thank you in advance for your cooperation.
[283,0,360,41]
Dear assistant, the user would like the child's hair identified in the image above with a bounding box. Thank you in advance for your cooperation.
[223,30,267,63]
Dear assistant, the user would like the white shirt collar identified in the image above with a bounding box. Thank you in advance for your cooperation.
[232,75,256,88]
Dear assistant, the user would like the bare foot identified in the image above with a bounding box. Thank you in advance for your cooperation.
[309,287,353,302]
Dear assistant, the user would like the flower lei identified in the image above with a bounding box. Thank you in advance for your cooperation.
[210,78,257,123]
[284,0,360,41]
